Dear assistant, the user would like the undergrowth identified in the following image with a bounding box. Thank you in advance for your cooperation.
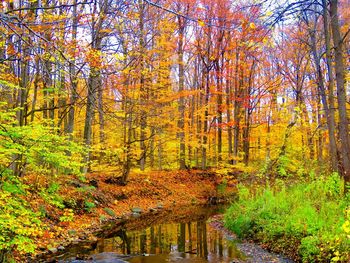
[224,173,350,262]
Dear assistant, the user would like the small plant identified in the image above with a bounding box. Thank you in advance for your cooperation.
[104,207,116,217]
[217,179,227,195]
[84,200,95,212]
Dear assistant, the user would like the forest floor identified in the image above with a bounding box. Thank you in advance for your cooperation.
[25,168,239,261]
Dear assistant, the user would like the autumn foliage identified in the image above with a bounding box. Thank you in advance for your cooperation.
[0,0,349,260]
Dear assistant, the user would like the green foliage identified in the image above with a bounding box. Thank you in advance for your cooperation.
[0,107,84,178]
[224,174,350,262]
[40,182,65,209]
[84,200,95,212]
[277,155,289,177]
[0,188,42,255]
[104,207,116,217]
[216,179,227,195]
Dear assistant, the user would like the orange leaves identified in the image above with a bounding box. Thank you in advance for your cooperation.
[85,48,103,68]
[156,90,200,103]
[7,44,17,57]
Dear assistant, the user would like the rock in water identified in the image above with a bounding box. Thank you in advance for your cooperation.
[48,247,58,254]
[57,245,65,251]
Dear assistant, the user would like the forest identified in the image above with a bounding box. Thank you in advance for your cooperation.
[0,0,349,262]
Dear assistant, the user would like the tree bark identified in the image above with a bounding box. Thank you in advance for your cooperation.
[323,0,339,171]
[330,0,350,184]
[177,15,186,169]
[67,0,78,138]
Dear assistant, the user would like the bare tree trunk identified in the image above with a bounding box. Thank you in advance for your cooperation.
[308,8,337,169]
[83,7,104,172]
[226,65,233,165]
[330,0,350,184]
[323,0,339,171]
[215,59,223,165]
[97,84,105,145]
[67,0,78,138]
[17,41,29,127]
[83,63,100,172]
[121,91,132,184]
[139,0,147,171]
[233,52,242,165]
[57,63,67,132]
[30,57,40,122]
[202,68,210,170]
[177,16,186,169]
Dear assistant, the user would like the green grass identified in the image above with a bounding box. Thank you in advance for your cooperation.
[224,173,350,262]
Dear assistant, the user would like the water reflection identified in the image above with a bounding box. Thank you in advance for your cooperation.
[89,218,244,263]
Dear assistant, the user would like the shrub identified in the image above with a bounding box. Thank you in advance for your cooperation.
[224,174,350,262]
[0,189,43,257]
[0,106,84,177]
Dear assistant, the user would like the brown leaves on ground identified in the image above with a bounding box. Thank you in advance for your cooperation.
[23,169,237,256]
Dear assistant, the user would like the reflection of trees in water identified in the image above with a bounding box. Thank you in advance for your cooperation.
[178,223,186,252]
[104,228,131,254]
[96,219,240,260]
[196,221,208,259]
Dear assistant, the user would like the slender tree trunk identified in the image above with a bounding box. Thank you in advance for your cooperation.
[202,68,210,170]
[226,63,233,165]
[98,84,105,145]
[323,0,338,171]
[31,59,40,122]
[83,65,99,172]
[233,50,241,164]
[83,27,103,172]
[18,42,29,127]
[309,11,337,169]
[67,0,78,138]
[177,16,186,169]
[139,0,147,171]
[216,60,223,165]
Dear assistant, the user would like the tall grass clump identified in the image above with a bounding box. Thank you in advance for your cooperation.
[224,173,350,262]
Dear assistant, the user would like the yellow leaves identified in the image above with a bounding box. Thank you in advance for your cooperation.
[342,220,350,234]
[249,22,256,29]
[260,11,273,21]
[198,19,205,27]
[113,53,125,61]
[331,251,341,262]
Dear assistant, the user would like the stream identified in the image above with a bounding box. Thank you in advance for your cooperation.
[49,205,294,263]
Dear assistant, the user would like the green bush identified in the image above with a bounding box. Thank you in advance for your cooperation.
[0,189,42,256]
[0,104,85,258]
[0,106,84,177]
[224,174,350,262]
[84,200,96,212]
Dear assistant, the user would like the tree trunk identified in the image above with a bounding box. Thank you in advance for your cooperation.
[330,0,350,184]
[226,63,233,165]
[67,0,78,138]
[177,16,186,169]
[83,33,102,172]
[309,9,337,169]
[323,0,339,171]
[139,0,147,171]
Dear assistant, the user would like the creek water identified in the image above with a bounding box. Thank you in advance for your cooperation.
[56,205,293,263]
